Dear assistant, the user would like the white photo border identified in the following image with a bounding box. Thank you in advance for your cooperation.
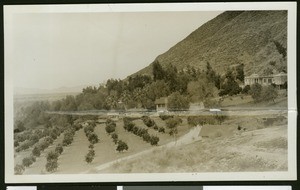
[4,2,297,183]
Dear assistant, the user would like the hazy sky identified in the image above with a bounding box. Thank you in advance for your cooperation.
[6,10,222,91]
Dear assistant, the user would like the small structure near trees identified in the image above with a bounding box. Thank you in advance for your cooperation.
[154,97,168,112]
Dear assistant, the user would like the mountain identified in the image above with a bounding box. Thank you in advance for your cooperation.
[133,11,287,77]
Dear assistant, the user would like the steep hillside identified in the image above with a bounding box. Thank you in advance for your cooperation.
[133,11,287,77]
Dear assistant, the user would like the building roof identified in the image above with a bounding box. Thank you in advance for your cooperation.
[273,72,287,77]
[245,72,287,79]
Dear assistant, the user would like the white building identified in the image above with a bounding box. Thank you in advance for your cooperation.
[244,72,287,88]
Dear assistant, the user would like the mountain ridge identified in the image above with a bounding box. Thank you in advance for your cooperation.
[131,11,287,78]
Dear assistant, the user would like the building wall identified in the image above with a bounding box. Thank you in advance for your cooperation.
[245,74,287,86]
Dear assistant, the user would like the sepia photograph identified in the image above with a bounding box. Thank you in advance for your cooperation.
[4,2,297,183]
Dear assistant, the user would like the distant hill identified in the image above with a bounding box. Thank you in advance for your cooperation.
[132,11,287,77]
[14,85,89,95]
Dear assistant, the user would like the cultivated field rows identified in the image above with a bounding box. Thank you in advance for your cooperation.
[14,113,288,174]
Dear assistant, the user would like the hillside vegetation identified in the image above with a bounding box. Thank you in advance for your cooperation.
[134,11,287,77]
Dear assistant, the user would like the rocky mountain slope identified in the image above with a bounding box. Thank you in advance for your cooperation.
[133,11,287,77]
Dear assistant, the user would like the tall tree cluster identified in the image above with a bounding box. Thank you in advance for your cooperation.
[46,61,229,111]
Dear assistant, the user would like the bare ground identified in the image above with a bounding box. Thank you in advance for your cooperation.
[98,124,287,173]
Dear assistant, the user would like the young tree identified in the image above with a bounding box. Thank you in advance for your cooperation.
[116,140,129,152]
[142,133,151,142]
[89,144,94,149]
[88,133,99,144]
[105,122,116,134]
[46,151,59,162]
[55,144,64,155]
[166,117,182,140]
[158,127,165,133]
[150,136,159,145]
[45,160,58,172]
[32,146,41,157]
[141,116,155,127]
[22,156,35,167]
[111,133,118,140]
[45,151,59,172]
[14,164,25,175]
[85,149,95,163]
